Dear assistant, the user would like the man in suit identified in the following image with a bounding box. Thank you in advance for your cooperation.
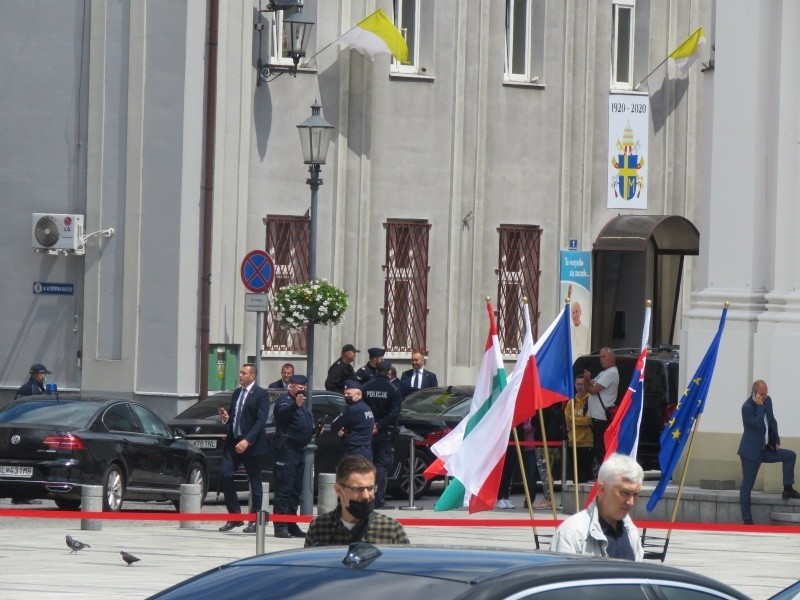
[401,351,438,390]
[217,363,270,533]
[268,363,294,390]
[738,379,800,524]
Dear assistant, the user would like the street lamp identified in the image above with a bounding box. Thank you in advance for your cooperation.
[296,99,334,515]
[256,5,315,83]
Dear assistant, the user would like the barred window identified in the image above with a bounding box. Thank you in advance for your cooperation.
[497,224,541,353]
[263,215,310,352]
[382,219,431,353]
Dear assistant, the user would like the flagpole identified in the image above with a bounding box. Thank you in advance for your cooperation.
[633,56,669,90]
[537,408,558,521]
[564,294,580,510]
[512,425,541,545]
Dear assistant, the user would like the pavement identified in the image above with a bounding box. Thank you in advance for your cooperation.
[0,491,798,600]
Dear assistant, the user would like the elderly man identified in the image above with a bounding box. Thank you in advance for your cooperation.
[570,301,590,358]
[305,455,409,547]
[401,351,438,390]
[583,347,619,467]
[550,453,644,561]
[738,379,800,524]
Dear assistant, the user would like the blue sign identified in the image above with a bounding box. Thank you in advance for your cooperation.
[569,239,578,250]
[33,282,74,295]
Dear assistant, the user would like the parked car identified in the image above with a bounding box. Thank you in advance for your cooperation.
[148,544,754,600]
[0,395,208,511]
[573,345,680,470]
[169,389,417,499]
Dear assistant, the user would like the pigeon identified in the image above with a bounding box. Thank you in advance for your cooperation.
[120,551,140,566]
[65,535,90,553]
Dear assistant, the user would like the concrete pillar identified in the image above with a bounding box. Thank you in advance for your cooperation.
[179,483,202,530]
[81,485,103,531]
[317,473,337,514]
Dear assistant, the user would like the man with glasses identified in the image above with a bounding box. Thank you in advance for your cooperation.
[550,453,644,561]
[305,455,409,547]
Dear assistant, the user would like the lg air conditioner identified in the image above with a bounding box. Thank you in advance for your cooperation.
[32,213,85,253]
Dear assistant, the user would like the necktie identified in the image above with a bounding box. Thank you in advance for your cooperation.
[414,371,421,389]
[233,388,248,437]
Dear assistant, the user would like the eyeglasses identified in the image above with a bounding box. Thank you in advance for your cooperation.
[339,483,377,494]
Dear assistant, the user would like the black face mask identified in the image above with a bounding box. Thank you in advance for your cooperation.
[346,499,374,521]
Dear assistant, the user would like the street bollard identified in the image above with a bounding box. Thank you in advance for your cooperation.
[179,483,202,530]
[317,473,337,514]
[81,485,103,531]
[255,509,269,555]
[247,482,269,512]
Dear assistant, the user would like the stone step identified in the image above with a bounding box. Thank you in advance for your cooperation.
[770,512,800,523]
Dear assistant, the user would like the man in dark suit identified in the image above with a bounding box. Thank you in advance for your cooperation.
[738,379,800,524]
[268,363,294,390]
[401,351,438,390]
[217,363,270,533]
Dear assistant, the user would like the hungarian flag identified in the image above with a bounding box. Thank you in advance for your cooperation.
[427,302,507,511]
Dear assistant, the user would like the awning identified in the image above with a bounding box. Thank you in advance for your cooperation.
[593,215,699,254]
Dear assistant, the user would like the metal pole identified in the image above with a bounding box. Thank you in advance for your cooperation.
[300,163,321,515]
[254,312,263,387]
[255,509,269,555]
[399,436,423,511]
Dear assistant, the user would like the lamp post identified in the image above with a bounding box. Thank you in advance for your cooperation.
[297,100,334,515]
[256,5,314,83]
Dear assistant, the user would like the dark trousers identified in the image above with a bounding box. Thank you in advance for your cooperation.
[739,446,797,521]
[372,436,394,505]
[219,443,264,515]
[567,447,595,483]
[591,419,609,466]
[273,448,305,533]
[343,444,373,462]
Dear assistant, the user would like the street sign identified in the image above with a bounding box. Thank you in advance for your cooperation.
[245,293,269,312]
[33,282,75,295]
[240,250,275,293]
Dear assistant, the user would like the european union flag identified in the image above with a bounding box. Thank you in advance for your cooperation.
[646,307,728,512]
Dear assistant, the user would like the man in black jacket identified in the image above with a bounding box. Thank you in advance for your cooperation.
[325,344,359,393]
[15,363,50,399]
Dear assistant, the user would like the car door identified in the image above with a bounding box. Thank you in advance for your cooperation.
[101,402,150,488]
[130,403,186,489]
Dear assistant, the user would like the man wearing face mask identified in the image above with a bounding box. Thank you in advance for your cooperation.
[331,380,375,461]
[304,455,409,547]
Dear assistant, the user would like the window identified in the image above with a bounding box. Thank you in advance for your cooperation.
[263,215,311,353]
[382,219,431,353]
[262,6,301,67]
[612,0,635,88]
[103,403,142,434]
[497,225,541,353]
[505,0,544,83]
[130,404,172,438]
[393,0,420,73]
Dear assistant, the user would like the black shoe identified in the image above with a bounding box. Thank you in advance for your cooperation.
[289,529,306,538]
[11,499,42,505]
[782,488,800,499]
[218,520,244,532]
[743,519,754,525]
[274,529,291,538]
[242,524,257,534]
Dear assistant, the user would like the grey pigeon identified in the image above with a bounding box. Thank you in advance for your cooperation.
[65,535,90,553]
[120,551,140,566]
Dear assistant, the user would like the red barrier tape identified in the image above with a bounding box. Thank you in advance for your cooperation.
[0,509,796,534]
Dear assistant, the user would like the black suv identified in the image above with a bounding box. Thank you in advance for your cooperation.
[573,346,679,470]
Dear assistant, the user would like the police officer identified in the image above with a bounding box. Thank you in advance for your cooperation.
[331,380,375,461]
[362,360,402,509]
[355,347,385,385]
[272,374,314,538]
[325,344,359,393]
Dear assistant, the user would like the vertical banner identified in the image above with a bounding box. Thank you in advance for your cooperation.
[560,250,592,360]
[608,94,649,209]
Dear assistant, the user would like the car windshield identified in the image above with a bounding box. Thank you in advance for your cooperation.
[401,388,474,418]
[0,401,97,428]
[175,400,226,420]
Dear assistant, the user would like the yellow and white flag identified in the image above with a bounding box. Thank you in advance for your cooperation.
[334,8,408,63]
[670,27,706,75]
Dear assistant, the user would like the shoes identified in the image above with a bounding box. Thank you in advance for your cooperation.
[218,520,244,532]
[274,529,291,539]
[782,488,800,500]
[375,503,395,510]
[533,501,552,511]
[242,524,257,534]
[289,528,307,538]
[743,519,754,525]
[496,498,515,509]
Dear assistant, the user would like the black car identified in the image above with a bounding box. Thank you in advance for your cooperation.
[169,390,416,499]
[0,396,207,511]
[148,544,752,600]
[573,345,680,470]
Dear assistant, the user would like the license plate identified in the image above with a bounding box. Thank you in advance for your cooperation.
[0,465,34,478]
[189,439,217,450]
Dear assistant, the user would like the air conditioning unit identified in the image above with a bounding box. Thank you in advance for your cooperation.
[32,213,85,253]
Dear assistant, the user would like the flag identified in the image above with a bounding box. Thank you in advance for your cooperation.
[646,307,728,512]
[586,305,651,506]
[669,27,706,75]
[334,8,408,63]
[426,302,507,510]
[440,304,541,513]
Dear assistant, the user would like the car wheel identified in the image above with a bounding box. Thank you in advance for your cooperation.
[54,497,81,510]
[398,450,432,500]
[102,464,125,512]
[173,462,208,510]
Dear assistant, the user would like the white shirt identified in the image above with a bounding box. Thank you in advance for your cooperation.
[586,366,619,421]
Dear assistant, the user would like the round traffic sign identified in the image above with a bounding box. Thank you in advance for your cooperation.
[240,250,275,293]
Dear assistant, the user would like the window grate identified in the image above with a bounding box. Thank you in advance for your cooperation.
[263,215,310,352]
[382,220,431,353]
[497,224,541,353]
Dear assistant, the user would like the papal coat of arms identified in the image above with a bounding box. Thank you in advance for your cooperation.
[611,122,645,200]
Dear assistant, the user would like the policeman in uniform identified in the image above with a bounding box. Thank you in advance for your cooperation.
[355,347,385,385]
[325,344,359,393]
[362,360,402,509]
[272,374,314,538]
[331,380,375,461]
